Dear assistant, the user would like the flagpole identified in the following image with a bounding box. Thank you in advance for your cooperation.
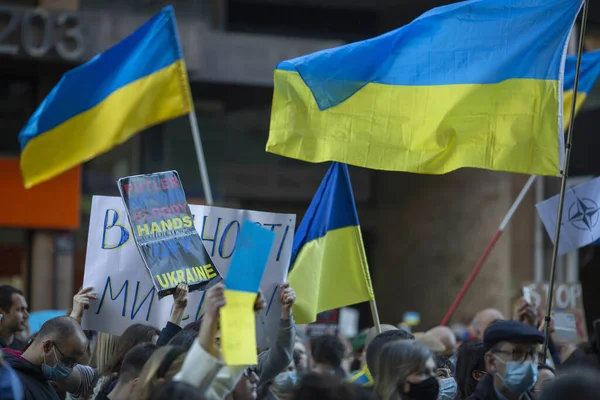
[441,175,537,326]
[542,0,589,363]
[188,109,214,206]
[370,298,382,334]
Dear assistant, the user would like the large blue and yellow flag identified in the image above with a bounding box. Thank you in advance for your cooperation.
[267,0,584,177]
[19,6,192,188]
[288,162,374,324]
[563,50,600,128]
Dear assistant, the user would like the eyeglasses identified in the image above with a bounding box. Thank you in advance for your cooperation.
[53,342,77,368]
[494,349,538,364]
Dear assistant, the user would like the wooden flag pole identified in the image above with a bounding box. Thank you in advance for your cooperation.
[188,110,214,205]
[370,298,382,334]
[542,0,589,363]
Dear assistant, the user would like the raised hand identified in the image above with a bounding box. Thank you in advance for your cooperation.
[70,287,98,324]
[279,282,296,319]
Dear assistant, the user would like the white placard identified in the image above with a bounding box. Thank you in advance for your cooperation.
[82,196,296,347]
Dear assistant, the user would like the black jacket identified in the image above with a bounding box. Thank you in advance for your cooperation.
[464,374,534,400]
[2,349,59,400]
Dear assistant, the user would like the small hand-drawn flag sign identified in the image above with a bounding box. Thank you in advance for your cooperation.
[117,170,221,298]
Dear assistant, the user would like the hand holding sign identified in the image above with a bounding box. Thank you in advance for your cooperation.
[279,282,296,320]
[70,287,98,324]
[220,220,275,365]
[198,283,226,358]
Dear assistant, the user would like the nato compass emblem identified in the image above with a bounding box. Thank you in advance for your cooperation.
[567,196,600,232]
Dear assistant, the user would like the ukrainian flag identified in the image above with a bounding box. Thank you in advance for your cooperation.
[267,0,584,177]
[19,6,192,188]
[287,162,374,324]
[563,50,600,128]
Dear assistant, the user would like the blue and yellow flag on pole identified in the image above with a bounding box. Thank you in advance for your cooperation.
[563,50,600,128]
[267,0,584,177]
[287,162,374,324]
[19,6,192,188]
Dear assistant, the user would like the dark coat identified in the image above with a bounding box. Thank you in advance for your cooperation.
[2,349,59,400]
[464,374,535,400]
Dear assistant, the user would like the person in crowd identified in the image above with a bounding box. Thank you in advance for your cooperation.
[373,340,439,400]
[365,329,415,385]
[539,366,600,400]
[90,333,117,373]
[149,381,207,400]
[310,334,346,378]
[0,286,30,350]
[532,364,554,399]
[472,309,504,341]
[413,333,445,355]
[556,340,600,370]
[292,372,373,400]
[134,345,189,400]
[427,326,457,358]
[260,362,297,400]
[94,323,160,399]
[105,343,157,400]
[455,340,486,399]
[466,320,543,400]
[293,339,307,375]
[155,285,190,346]
[350,330,367,373]
[0,350,23,400]
[230,366,259,400]
[171,282,296,400]
[3,316,88,399]
[348,324,401,386]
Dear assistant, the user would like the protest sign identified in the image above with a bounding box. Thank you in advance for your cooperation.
[117,171,220,298]
[82,196,296,347]
[221,221,276,365]
[520,281,588,342]
[307,309,340,338]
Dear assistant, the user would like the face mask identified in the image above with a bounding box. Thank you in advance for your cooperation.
[494,355,538,394]
[437,377,457,400]
[272,371,298,393]
[405,376,439,400]
[41,346,73,382]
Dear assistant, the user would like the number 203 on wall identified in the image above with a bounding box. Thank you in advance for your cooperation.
[0,6,84,61]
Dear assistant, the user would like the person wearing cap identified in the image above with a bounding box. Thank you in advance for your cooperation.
[347,324,399,387]
[466,320,545,400]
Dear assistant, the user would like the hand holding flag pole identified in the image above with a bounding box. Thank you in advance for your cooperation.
[542,0,590,363]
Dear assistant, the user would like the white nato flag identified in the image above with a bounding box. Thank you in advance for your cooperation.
[537,177,600,255]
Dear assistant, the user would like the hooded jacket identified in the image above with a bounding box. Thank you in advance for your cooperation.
[1,349,59,400]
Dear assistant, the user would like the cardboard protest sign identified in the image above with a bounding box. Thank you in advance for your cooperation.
[82,196,296,347]
[117,171,221,298]
[221,220,275,365]
[520,281,588,343]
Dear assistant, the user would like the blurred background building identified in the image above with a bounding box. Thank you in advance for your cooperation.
[2,0,600,331]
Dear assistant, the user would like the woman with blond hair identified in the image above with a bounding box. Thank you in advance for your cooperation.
[373,340,439,400]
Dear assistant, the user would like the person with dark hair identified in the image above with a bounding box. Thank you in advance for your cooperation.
[455,340,486,399]
[310,335,346,377]
[101,343,158,400]
[0,286,29,350]
[466,320,544,400]
[3,316,88,400]
[150,381,207,400]
[292,372,374,400]
[348,325,400,387]
[365,329,415,381]
[94,323,160,399]
[168,330,197,351]
[539,367,600,400]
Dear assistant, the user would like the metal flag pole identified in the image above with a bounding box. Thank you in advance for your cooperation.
[542,0,589,363]
[188,109,214,206]
[370,298,382,334]
[441,175,537,326]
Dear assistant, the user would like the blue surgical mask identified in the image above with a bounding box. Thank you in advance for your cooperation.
[438,377,457,400]
[494,355,538,394]
[41,346,73,382]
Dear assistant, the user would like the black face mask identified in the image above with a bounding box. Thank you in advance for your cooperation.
[405,376,440,400]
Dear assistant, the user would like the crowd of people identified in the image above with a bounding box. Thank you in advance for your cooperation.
[1,282,600,400]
